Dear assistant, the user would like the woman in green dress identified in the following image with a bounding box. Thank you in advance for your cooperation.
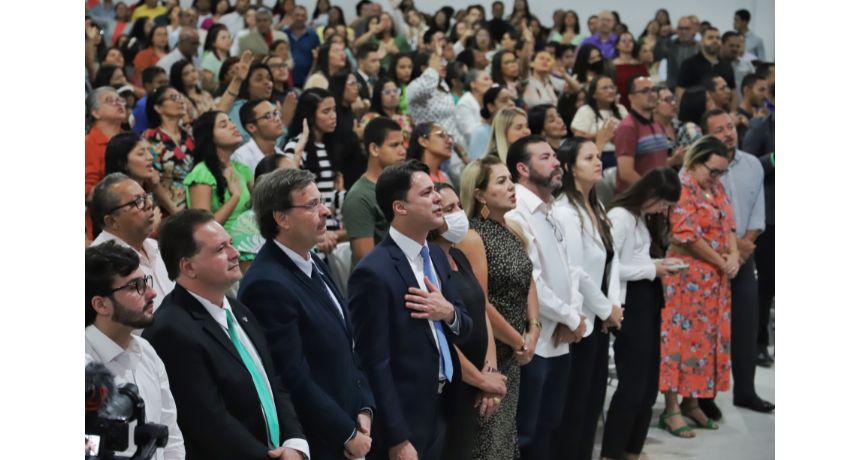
[184,110,253,233]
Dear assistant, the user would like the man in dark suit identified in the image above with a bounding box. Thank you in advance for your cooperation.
[143,209,308,460]
[348,160,473,460]
[354,42,380,101]
[239,169,375,460]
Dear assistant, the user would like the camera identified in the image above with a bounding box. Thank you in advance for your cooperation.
[85,362,168,459]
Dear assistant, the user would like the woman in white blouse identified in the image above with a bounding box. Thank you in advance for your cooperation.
[571,75,628,170]
[601,167,684,458]
[553,138,624,458]
[455,69,493,147]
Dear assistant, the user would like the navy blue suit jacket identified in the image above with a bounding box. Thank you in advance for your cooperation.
[347,235,473,458]
[238,240,375,460]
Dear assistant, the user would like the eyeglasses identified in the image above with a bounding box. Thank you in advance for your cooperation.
[660,95,676,104]
[702,164,728,178]
[255,109,281,122]
[630,86,659,95]
[346,79,360,87]
[106,193,154,214]
[426,129,452,140]
[160,93,183,103]
[545,212,564,242]
[108,274,154,297]
[284,199,327,212]
[103,96,127,107]
[382,88,402,97]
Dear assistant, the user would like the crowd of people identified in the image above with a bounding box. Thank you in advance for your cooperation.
[84,1,775,459]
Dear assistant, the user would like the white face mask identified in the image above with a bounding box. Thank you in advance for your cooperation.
[441,209,469,244]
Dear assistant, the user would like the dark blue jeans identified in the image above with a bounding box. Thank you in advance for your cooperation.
[516,354,572,460]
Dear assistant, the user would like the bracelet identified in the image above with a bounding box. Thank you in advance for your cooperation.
[528,319,542,330]
[226,89,238,97]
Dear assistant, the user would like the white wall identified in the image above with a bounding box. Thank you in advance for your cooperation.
[199,0,774,61]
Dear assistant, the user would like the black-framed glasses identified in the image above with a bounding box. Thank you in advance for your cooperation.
[702,164,728,178]
[108,275,153,297]
[107,193,154,214]
[284,199,326,212]
[255,109,281,122]
[545,213,564,243]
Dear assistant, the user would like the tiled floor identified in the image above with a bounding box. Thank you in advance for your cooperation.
[594,354,776,460]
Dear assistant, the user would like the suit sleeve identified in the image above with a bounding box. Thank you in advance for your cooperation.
[241,280,358,447]
[348,264,411,447]
[144,324,273,460]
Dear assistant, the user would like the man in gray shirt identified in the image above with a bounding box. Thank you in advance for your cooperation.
[654,16,699,91]
[700,109,774,416]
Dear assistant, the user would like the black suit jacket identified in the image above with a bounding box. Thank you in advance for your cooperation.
[143,285,305,460]
[347,235,473,458]
[238,240,375,460]
[354,70,373,101]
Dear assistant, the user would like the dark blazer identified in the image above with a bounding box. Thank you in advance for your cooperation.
[354,70,372,101]
[347,235,473,459]
[143,285,305,460]
[238,240,375,460]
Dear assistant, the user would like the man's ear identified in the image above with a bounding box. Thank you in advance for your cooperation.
[91,295,113,318]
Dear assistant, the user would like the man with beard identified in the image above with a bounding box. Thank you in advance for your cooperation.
[698,109,774,418]
[505,135,610,460]
[654,16,699,92]
[677,26,736,101]
[85,240,186,460]
[90,173,174,309]
[614,76,673,193]
[705,75,733,112]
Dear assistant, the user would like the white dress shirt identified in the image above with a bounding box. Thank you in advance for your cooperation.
[505,184,584,358]
[189,292,310,458]
[388,226,461,380]
[555,195,620,337]
[91,231,175,310]
[455,91,482,146]
[273,240,344,320]
[231,137,287,172]
[607,207,658,303]
[85,326,185,460]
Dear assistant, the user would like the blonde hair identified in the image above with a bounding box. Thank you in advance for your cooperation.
[485,106,527,163]
[683,135,730,170]
[459,155,529,249]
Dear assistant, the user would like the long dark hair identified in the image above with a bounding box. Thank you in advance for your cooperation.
[94,65,122,88]
[238,63,274,100]
[491,50,517,86]
[287,88,335,177]
[145,84,175,127]
[678,86,708,124]
[406,121,436,162]
[609,167,681,257]
[328,69,352,107]
[309,42,339,79]
[556,137,613,250]
[388,52,413,86]
[191,111,230,202]
[203,23,229,57]
[370,77,398,115]
[585,74,623,121]
[104,132,143,177]
[169,60,197,98]
[572,43,602,83]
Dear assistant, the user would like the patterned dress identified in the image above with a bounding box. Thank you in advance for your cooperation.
[143,127,195,212]
[660,171,735,398]
[471,217,532,460]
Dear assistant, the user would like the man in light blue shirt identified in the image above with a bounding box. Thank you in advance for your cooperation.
[734,9,767,60]
[701,109,774,415]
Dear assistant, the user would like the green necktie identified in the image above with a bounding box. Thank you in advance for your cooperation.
[226,309,280,448]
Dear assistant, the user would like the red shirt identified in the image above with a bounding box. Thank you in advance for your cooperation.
[85,126,112,241]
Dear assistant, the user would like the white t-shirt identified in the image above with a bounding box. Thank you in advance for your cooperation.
[571,104,629,152]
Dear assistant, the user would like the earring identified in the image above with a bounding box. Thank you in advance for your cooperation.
[480,203,490,220]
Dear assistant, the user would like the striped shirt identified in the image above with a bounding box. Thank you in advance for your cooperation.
[283,138,341,230]
[614,109,671,192]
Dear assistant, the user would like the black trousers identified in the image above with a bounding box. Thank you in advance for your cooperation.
[600,279,663,459]
[553,318,610,460]
[755,226,775,349]
[441,379,479,460]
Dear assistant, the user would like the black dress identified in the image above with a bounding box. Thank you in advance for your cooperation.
[442,247,488,460]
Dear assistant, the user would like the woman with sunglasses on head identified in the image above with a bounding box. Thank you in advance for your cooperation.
[600,167,682,460]
[184,110,253,233]
[406,122,453,185]
[143,85,196,213]
[658,136,737,438]
[359,76,414,149]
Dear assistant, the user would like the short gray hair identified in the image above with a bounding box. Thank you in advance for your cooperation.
[253,167,316,240]
[255,7,273,21]
[90,172,132,232]
[86,86,118,132]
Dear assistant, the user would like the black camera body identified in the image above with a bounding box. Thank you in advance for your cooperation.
[85,363,169,460]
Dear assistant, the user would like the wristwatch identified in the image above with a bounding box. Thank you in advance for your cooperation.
[528,319,542,330]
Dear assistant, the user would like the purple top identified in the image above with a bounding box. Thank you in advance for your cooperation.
[581,33,618,59]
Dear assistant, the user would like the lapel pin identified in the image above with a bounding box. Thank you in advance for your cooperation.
[241,316,248,323]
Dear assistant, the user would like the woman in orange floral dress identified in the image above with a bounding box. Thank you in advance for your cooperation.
[659,136,740,438]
